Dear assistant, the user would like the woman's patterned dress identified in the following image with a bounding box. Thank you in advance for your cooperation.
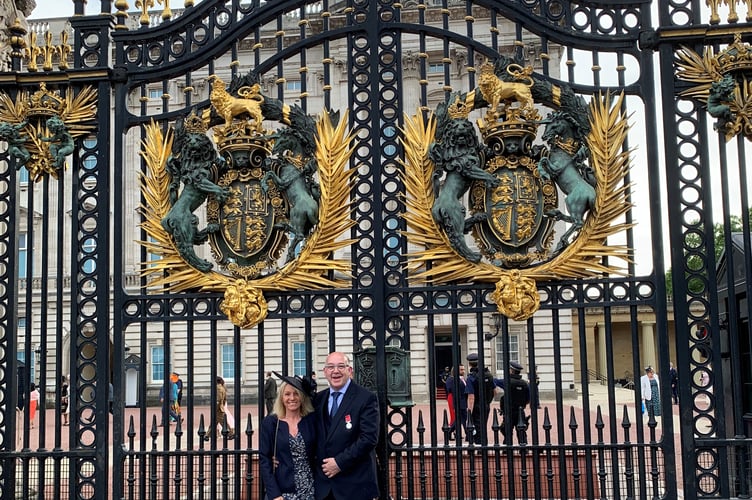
[282,432,314,500]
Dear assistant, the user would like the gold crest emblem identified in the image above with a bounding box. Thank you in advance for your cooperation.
[0,83,98,182]
[402,58,633,321]
[138,72,356,329]
[676,33,752,142]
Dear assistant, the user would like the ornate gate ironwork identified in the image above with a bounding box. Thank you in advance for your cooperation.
[1,1,751,499]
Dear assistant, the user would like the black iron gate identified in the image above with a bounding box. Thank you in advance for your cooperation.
[1,0,751,499]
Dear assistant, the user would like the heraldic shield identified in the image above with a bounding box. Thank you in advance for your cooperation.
[470,133,558,267]
[139,71,356,329]
[208,132,287,277]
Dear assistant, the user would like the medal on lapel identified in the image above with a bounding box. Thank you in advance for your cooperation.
[345,414,352,429]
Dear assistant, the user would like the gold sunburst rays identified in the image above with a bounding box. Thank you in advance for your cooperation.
[0,93,25,123]
[0,84,98,181]
[59,86,99,134]
[0,84,98,136]
[138,111,356,328]
[675,46,724,101]
[401,93,633,320]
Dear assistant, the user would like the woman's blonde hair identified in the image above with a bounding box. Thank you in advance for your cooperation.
[272,382,314,417]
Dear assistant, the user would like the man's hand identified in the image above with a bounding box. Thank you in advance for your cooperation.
[321,457,341,478]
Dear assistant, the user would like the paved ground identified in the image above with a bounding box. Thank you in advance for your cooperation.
[14,383,686,498]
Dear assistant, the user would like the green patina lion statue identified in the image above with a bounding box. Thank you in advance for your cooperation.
[161,121,230,272]
[707,74,735,133]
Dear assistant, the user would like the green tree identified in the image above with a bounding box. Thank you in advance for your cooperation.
[665,211,750,297]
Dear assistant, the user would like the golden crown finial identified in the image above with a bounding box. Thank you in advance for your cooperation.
[717,33,752,75]
[27,83,65,117]
[183,110,207,134]
[480,60,495,76]
[213,120,268,153]
[447,95,470,119]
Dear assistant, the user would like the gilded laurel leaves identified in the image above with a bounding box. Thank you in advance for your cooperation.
[675,46,724,99]
[137,121,197,289]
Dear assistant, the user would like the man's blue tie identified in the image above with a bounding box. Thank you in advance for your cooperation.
[330,391,341,416]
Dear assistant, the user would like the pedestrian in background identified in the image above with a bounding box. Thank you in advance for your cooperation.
[175,372,184,407]
[640,366,661,417]
[214,376,234,438]
[310,372,318,394]
[465,353,501,445]
[444,364,467,440]
[529,366,541,409]
[264,371,278,415]
[159,376,181,426]
[60,375,69,426]
[29,383,40,429]
[669,362,679,404]
[498,361,530,445]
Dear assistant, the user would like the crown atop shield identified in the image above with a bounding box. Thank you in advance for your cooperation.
[27,83,65,118]
[213,120,269,153]
[717,34,752,75]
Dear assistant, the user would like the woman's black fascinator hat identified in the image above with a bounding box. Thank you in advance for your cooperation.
[273,371,315,398]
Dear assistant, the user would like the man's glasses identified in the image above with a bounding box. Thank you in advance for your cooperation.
[324,364,349,371]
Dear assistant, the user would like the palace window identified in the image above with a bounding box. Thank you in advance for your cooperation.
[151,345,164,383]
[292,342,307,377]
[221,344,236,381]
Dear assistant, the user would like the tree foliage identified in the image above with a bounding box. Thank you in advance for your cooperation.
[665,211,751,297]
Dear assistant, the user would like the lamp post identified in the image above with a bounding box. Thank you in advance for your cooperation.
[486,312,502,341]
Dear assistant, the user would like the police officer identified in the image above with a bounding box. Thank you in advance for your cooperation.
[465,352,500,445]
[499,361,530,445]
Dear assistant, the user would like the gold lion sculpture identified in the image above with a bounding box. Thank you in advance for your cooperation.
[208,75,264,131]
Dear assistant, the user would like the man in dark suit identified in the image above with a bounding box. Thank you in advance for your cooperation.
[313,351,380,500]
[263,371,277,415]
[444,364,468,440]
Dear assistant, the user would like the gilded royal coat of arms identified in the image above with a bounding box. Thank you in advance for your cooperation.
[402,55,634,321]
[0,83,98,182]
[676,33,752,142]
[139,71,356,329]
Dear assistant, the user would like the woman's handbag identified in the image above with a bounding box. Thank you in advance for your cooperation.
[272,417,279,472]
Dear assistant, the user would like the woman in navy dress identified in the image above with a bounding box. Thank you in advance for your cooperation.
[260,372,316,500]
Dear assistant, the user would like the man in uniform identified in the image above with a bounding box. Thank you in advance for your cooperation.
[499,361,530,445]
[465,353,500,445]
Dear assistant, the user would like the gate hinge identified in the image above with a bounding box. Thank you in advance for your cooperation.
[638,29,659,51]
